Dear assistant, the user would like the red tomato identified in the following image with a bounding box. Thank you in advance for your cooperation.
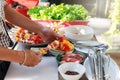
[29,34,36,41]
[35,36,43,44]
[63,44,70,51]
[58,36,66,42]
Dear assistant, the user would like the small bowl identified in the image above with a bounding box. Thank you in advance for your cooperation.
[58,62,86,80]
[64,25,94,42]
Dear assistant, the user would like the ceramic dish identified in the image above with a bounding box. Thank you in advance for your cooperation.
[48,49,66,57]
[58,62,86,80]
[64,25,94,41]
[56,49,88,65]
[48,48,74,57]
[74,41,108,54]
[74,47,95,55]
[48,41,75,57]
[75,41,103,47]
[84,55,120,80]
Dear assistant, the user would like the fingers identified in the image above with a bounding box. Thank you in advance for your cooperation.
[33,51,42,61]
[35,52,43,58]
[35,52,42,62]
[34,51,40,54]
[23,50,43,67]
[54,33,61,40]
[41,27,62,43]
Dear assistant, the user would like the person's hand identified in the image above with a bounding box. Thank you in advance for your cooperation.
[41,27,60,43]
[21,50,42,67]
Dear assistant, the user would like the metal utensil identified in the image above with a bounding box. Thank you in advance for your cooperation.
[94,48,105,80]
[102,55,106,80]
[88,49,95,79]
[93,54,99,80]
[98,51,104,80]
[104,55,111,80]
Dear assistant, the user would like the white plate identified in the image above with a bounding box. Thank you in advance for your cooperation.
[83,55,120,80]
[75,47,95,55]
[74,41,108,54]
[76,41,103,47]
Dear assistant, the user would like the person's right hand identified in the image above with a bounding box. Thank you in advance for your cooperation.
[39,26,61,44]
[21,50,42,67]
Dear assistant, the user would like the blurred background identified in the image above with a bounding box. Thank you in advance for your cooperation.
[7,0,120,52]
[40,0,113,18]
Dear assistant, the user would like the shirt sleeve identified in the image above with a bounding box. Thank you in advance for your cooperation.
[0,0,6,7]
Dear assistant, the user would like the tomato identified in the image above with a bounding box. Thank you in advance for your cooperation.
[35,36,43,44]
[29,34,43,44]
[16,28,24,35]
[29,34,36,41]
[62,44,71,51]
[16,28,44,44]
[58,36,66,42]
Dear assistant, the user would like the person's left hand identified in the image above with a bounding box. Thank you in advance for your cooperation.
[21,50,42,67]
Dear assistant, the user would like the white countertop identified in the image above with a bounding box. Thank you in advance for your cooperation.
[5,56,58,80]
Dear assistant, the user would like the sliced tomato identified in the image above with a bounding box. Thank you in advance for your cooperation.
[58,36,66,42]
[29,34,36,41]
[35,37,43,44]
[59,43,72,52]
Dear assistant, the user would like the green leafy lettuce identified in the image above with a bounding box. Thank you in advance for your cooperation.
[28,3,89,21]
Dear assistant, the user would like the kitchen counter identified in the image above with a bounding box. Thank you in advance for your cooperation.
[4,41,120,80]
[5,57,58,80]
[5,42,58,80]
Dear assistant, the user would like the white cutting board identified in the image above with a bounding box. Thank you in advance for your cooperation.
[5,57,58,80]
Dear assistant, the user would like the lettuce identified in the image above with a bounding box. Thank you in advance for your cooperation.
[28,3,89,21]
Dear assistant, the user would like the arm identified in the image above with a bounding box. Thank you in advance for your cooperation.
[4,5,44,38]
[0,46,42,67]
[4,5,59,43]
[0,46,24,64]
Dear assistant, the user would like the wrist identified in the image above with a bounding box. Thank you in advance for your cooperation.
[20,50,27,65]
[35,23,44,35]
[35,22,45,34]
[17,51,25,64]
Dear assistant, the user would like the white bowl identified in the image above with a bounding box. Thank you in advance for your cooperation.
[64,25,94,42]
[58,62,86,80]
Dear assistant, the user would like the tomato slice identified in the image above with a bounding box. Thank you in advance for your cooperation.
[35,36,43,44]
[58,36,66,42]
